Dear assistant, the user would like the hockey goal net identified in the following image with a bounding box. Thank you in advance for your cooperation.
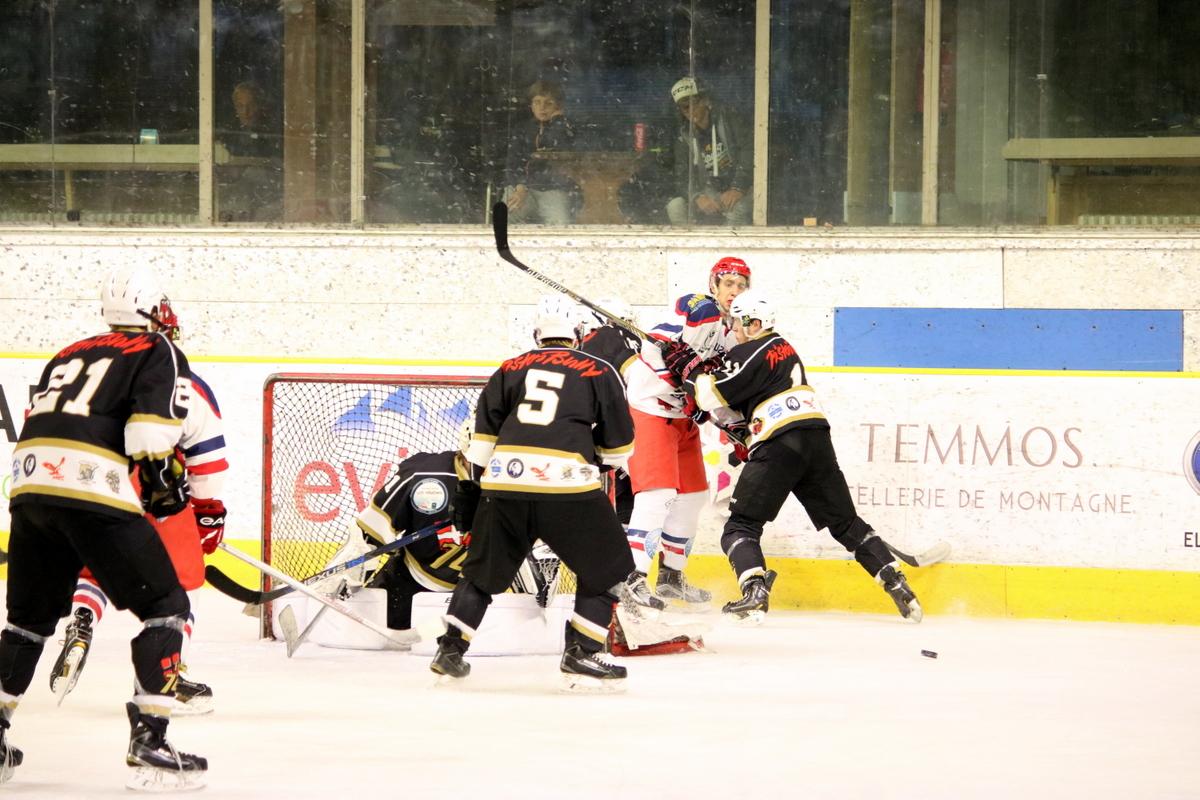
[260,372,579,638]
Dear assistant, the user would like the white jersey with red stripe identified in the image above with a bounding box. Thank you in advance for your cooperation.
[179,371,228,500]
[625,293,724,419]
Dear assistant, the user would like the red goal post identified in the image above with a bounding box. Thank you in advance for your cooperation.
[260,372,486,637]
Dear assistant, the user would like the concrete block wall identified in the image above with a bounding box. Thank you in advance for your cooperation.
[2,227,1198,369]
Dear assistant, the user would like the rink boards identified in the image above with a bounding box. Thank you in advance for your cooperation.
[2,356,1198,625]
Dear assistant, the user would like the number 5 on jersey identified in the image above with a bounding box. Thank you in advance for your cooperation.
[517,369,564,426]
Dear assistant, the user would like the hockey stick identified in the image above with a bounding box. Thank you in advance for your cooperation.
[494,200,751,448]
[494,201,653,342]
[882,538,951,568]
[205,523,440,606]
[216,543,417,648]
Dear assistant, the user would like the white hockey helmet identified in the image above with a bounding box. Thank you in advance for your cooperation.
[583,297,635,334]
[533,295,581,344]
[728,290,776,330]
[100,264,176,334]
[457,417,473,456]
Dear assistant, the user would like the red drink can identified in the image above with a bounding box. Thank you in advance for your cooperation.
[633,122,646,152]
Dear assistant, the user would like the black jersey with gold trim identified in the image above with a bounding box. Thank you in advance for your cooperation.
[464,346,634,500]
[579,324,640,383]
[688,331,829,449]
[355,450,466,591]
[10,329,190,518]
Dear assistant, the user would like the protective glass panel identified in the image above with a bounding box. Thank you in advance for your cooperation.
[0,0,200,225]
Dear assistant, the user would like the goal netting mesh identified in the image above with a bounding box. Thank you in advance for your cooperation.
[261,372,578,636]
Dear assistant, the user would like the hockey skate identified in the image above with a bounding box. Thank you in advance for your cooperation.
[0,720,23,785]
[50,607,94,705]
[429,635,471,681]
[173,668,214,716]
[560,641,627,694]
[722,569,777,625]
[619,571,666,617]
[125,702,207,792]
[655,563,712,605]
[876,563,923,622]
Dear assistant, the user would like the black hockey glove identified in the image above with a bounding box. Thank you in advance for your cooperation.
[136,454,190,519]
[662,341,704,383]
[452,480,481,533]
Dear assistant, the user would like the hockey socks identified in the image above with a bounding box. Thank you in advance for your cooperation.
[71,576,108,625]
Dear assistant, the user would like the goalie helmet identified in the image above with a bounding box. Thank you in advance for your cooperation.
[728,290,775,331]
[457,417,473,456]
[533,295,581,344]
[100,265,178,337]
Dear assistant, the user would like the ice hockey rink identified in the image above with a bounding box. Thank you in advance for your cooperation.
[0,587,1195,800]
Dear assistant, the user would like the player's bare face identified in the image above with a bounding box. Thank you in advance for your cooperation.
[733,317,761,345]
[714,275,749,313]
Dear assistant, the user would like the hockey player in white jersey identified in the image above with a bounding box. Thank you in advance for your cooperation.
[621,293,727,604]
[50,359,229,716]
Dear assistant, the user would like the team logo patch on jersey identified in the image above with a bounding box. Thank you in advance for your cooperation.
[78,462,98,484]
[506,459,524,478]
[106,470,122,494]
[768,404,783,420]
[23,454,35,477]
[489,458,502,477]
[786,396,801,411]
[411,478,449,514]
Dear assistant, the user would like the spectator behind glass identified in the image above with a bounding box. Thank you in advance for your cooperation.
[667,77,753,226]
[502,79,580,226]
[217,81,282,221]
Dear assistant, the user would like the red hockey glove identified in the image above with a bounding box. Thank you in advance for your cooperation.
[436,523,464,552]
[730,442,751,465]
[682,395,709,425]
[662,341,704,383]
[192,497,227,555]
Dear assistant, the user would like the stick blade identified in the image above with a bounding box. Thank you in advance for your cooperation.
[492,201,509,252]
[915,541,951,566]
[280,605,302,658]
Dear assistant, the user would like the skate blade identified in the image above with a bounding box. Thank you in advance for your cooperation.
[661,597,714,614]
[559,673,626,695]
[126,766,207,793]
[52,645,86,706]
[725,609,766,626]
[172,697,214,717]
[0,751,18,785]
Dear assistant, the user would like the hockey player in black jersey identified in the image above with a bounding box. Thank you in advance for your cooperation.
[0,265,206,791]
[430,296,654,691]
[672,289,923,624]
[340,419,475,630]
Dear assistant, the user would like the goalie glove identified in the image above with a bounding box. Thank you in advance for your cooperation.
[136,454,190,519]
[436,523,464,552]
[192,497,227,555]
[452,480,481,534]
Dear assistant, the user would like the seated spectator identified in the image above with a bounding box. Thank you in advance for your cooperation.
[217,81,282,222]
[667,77,752,226]
[503,79,580,226]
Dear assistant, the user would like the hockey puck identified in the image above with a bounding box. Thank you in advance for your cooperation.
[920,649,938,659]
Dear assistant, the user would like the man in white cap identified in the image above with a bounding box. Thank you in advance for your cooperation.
[667,76,753,226]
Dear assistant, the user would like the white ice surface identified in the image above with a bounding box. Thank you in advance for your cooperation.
[1,587,1197,799]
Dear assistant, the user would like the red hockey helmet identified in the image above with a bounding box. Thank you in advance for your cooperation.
[709,256,751,290]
